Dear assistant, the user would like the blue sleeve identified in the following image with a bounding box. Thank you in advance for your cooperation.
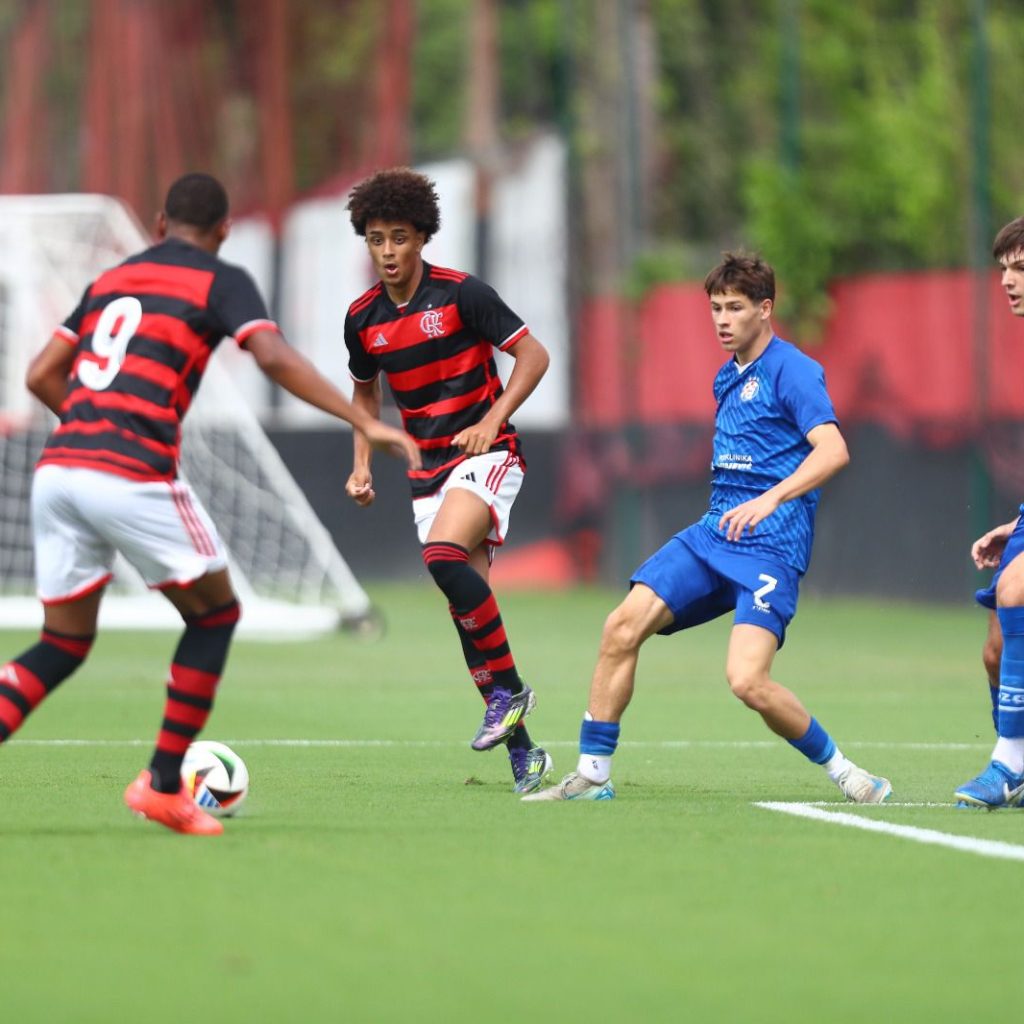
[777,355,837,437]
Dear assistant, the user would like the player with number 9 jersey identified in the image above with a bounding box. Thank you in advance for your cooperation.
[38,236,275,482]
[2,172,417,837]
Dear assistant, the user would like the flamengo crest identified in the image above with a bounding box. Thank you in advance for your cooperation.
[420,309,445,338]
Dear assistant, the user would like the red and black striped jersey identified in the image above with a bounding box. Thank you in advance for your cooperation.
[344,262,529,498]
[38,237,278,482]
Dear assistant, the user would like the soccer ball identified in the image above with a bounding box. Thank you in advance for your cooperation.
[181,740,249,817]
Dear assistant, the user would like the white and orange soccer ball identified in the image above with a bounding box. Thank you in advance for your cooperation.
[180,740,249,818]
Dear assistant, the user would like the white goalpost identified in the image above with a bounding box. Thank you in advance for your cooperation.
[0,194,381,640]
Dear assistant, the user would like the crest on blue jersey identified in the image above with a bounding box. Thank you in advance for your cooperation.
[740,376,760,401]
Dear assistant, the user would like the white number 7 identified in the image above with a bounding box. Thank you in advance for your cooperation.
[78,296,143,391]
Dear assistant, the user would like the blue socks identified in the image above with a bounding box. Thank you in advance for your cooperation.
[578,717,620,783]
[787,716,837,765]
[580,715,846,782]
[580,718,620,756]
[997,607,1024,738]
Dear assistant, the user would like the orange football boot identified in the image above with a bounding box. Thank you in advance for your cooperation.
[124,770,223,836]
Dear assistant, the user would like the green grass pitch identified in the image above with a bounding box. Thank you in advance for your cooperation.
[0,583,1019,1022]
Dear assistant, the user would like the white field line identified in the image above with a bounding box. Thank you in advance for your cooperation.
[788,800,950,808]
[5,738,988,750]
[14,739,1011,858]
[755,801,1024,863]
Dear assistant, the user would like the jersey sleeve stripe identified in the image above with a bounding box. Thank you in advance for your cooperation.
[349,369,380,384]
[55,325,78,345]
[498,325,529,351]
[234,318,279,343]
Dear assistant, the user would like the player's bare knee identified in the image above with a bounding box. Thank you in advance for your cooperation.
[600,607,644,659]
[726,666,770,710]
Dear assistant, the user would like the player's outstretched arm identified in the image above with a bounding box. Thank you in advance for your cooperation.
[245,329,420,469]
[26,334,77,416]
[719,422,849,541]
[453,334,549,455]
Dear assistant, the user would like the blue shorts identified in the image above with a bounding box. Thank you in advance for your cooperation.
[630,523,801,648]
[975,505,1024,610]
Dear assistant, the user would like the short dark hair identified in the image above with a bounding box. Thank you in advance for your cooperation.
[994,217,1024,261]
[164,173,229,231]
[704,251,775,304]
[347,167,441,241]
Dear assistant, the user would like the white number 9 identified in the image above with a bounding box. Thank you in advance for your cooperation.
[79,295,143,391]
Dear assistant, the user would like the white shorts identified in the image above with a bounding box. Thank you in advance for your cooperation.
[31,465,228,604]
[413,451,525,546]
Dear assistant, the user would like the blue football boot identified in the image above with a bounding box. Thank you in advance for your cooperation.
[955,760,1024,809]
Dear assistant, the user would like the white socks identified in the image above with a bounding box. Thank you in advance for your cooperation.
[823,748,853,782]
[992,737,1024,775]
[577,754,612,784]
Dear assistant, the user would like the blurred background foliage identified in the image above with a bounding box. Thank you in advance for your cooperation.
[414,0,1024,331]
[3,0,1023,330]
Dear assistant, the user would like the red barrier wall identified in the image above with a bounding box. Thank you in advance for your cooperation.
[579,270,1022,444]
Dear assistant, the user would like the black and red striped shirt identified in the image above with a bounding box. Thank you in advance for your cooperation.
[39,237,277,482]
[344,262,529,497]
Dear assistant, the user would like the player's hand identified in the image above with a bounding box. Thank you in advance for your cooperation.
[345,470,376,507]
[972,524,1014,569]
[452,419,499,456]
[364,422,422,470]
[718,494,780,542]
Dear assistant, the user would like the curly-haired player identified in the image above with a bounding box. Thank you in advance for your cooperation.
[344,167,553,793]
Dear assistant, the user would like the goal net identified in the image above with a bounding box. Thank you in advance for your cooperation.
[0,194,379,639]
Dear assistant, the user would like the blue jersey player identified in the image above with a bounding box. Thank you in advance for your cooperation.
[956,216,1024,808]
[525,252,893,804]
